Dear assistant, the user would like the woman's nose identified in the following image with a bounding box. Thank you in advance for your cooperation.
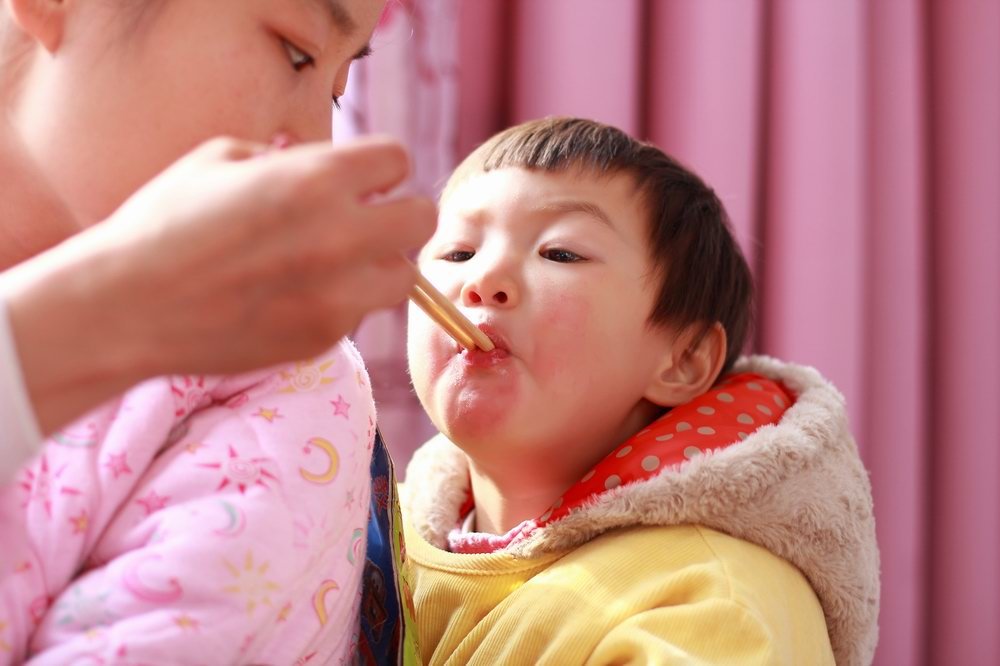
[286,92,336,143]
[298,109,333,143]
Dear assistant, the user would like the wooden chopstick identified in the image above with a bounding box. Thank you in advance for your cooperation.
[407,263,495,351]
[411,286,478,349]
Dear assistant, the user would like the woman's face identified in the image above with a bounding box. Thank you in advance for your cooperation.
[6,0,383,223]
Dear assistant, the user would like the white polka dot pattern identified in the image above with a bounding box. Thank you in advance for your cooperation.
[531,373,794,529]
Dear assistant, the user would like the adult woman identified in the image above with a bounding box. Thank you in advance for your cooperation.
[0,0,429,661]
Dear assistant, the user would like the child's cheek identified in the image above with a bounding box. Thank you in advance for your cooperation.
[406,307,448,380]
[532,290,592,375]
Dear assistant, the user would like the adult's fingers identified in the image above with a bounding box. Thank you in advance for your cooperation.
[351,195,438,255]
[325,254,418,316]
[189,136,271,163]
[234,137,412,201]
[323,136,412,197]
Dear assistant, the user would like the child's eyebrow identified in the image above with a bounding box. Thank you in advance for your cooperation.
[535,200,615,229]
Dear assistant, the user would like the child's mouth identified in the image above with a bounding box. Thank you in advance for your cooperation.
[457,324,511,367]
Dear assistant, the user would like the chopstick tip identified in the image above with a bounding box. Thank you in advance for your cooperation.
[471,329,495,352]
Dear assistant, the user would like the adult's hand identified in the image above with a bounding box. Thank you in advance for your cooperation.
[1,136,436,435]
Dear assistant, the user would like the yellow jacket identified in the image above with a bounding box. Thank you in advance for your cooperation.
[404,520,833,665]
[401,357,879,665]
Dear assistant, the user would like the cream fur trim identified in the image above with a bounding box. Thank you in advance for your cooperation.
[402,356,880,666]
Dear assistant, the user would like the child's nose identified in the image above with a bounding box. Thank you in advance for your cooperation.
[464,288,508,305]
[461,275,517,308]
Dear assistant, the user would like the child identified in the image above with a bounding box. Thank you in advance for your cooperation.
[402,118,880,665]
[0,0,410,662]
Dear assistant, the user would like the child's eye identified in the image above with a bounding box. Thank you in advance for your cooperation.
[541,248,585,263]
[441,250,475,262]
[283,40,315,71]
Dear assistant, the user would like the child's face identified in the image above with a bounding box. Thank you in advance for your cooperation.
[10,0,382,223]
[409,167,675,473]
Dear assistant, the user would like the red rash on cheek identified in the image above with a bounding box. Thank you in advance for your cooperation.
[550,293,591,328]
[532,292,592,375]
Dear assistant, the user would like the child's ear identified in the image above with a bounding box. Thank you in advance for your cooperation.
[4,0,69,52]
[644,322,727,408]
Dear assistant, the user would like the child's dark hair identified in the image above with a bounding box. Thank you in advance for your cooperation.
[443,117,754,376]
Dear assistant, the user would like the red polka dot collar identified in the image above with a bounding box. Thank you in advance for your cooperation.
[449,373,794,554]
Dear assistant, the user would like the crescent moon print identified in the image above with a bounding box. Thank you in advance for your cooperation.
[213,500,247,538]
[68,655,104,665]
[348,528,364,565]
[299,438,340,485]
[312,579,340,626]
[122,555,183,604]
[51,423,100,448]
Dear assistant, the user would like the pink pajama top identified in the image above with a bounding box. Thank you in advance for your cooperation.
[0,340,375,664]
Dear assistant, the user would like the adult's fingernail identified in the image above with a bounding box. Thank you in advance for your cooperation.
[270,133,296,150]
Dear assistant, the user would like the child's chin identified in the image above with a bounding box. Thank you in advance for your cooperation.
[438,394,517,444]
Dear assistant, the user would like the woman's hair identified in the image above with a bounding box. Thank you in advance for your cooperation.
[0,6,32,89]
[1,0,158,83]
[443,117,755,376]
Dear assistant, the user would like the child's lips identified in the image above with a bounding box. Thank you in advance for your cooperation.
[456,323,512,366]
[476,323,509,352]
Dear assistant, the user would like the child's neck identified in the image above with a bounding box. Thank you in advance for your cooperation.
[0,116,79,270]
[467,461,572,535]
[464,402,667,536]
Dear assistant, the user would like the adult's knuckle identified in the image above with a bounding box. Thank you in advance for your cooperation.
[203,135,238,156]
[380,141,410,169]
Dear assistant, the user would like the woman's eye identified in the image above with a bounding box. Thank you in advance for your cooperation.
[283,40,315,71]
[441,250,475,262]
[541,248,585,263]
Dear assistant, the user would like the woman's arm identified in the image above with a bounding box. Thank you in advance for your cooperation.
[0,297,43,479]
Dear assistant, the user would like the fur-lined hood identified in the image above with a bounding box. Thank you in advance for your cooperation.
[402,356,880,666]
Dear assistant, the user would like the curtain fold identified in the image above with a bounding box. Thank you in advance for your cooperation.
[865,2,930,663]
[647,0,765,269]
[926,1,1000,662]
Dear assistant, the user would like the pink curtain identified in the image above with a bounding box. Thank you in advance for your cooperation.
[335,0,459,454]
[346,1,1000,662]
